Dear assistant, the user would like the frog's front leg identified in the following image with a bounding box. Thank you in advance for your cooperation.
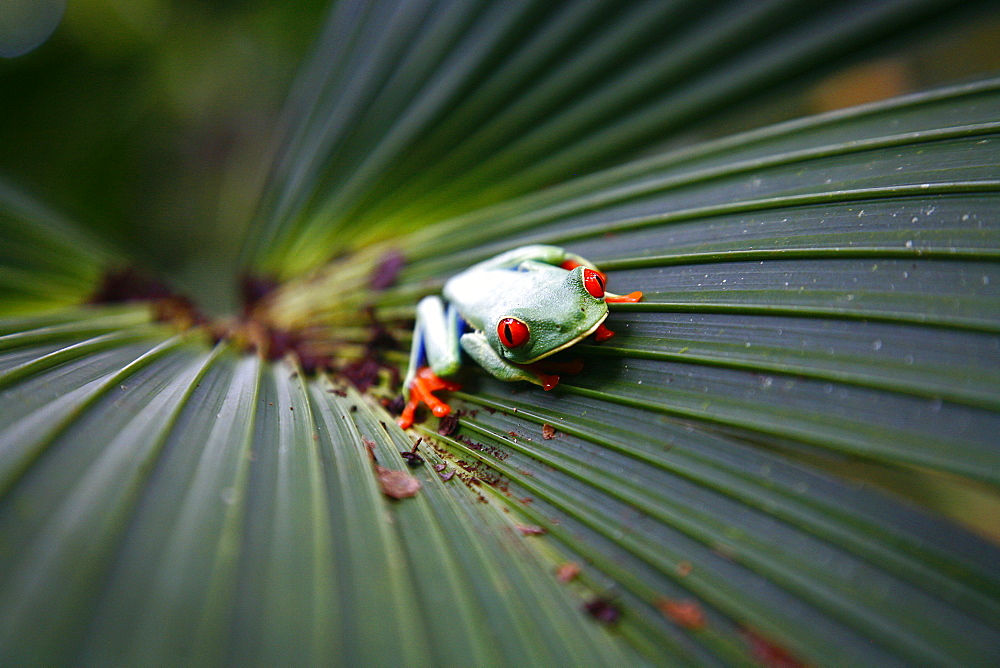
[398,296,463,429]
[459,332,565,390]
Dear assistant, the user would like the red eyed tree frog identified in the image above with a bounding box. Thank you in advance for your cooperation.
[397,244,642,428]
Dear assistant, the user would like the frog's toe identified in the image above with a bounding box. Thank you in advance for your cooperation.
[398,367,460,428]
[536,372,559,391]
[397,401,418,429]
[594,323,615,342]
[605,290,642,303]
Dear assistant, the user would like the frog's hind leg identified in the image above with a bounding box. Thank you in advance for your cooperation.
[464,244,600,273]
[399,297,463,428]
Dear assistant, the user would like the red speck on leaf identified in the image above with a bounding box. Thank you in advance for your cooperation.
[556,562,581,583]
[657,598,706,630]
[742,628,807,668]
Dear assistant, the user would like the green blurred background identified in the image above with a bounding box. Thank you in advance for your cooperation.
[0,0,327,313]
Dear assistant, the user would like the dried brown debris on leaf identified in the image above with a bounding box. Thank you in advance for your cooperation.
[401,437,424,466]
[515,524,546,536]
[375,465,421,499]
[363,435,420,498]
[437,414,459,436]
[583,597,620,625]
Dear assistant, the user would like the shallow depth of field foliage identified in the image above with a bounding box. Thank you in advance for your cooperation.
[1,0,999,664]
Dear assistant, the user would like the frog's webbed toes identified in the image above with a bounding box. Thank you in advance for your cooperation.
[397,366,462,429]
[605,290,643,303]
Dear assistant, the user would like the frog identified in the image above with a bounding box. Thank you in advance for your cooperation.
[397,244,642,429]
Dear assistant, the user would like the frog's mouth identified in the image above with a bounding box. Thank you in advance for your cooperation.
[520,311,608,364]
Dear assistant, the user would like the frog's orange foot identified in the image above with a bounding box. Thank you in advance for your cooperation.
[605,291,643,303]
[594,323,616,342]
[397,366,462,429]
[535,372,560,391]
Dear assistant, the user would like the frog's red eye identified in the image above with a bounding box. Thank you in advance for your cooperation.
[583,268,605,298]
[497,317,530,348]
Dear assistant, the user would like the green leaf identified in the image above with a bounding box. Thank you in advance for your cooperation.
[246,0,991,276]
[2,0,1000,665]
[0,179,118,314]
[428,388,1000,664]
[0,323,636,664]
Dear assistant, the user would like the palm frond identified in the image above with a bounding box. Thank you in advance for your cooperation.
[0,0,998,664]
[246,0,984,277]
[0,179,117,314]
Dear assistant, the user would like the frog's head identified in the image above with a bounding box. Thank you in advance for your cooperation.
[491,266,609,364]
